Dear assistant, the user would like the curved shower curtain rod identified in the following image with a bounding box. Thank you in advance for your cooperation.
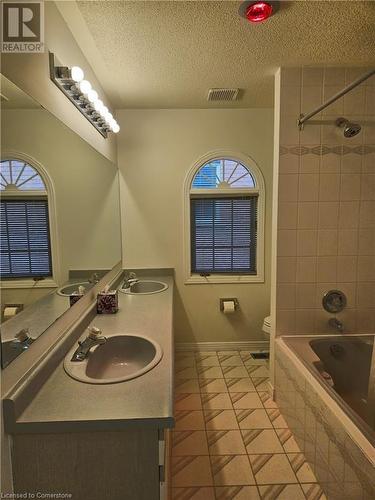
[297,68,375,130]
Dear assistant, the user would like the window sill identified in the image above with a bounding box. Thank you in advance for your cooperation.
[0,278,58,290]
[185,274,264,285]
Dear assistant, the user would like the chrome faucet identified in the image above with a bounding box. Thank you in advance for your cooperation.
[88,272,100,284]
[71,326,107,362]
[123,271,138,289]
[11,328,34,351]
[328,317,343,332]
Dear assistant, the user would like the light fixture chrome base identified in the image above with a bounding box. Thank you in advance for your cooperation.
[49,52,108,138]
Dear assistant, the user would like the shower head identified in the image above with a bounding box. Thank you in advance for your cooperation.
[335,117,361,138]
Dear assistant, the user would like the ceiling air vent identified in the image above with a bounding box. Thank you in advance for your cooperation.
[207,88,239,102]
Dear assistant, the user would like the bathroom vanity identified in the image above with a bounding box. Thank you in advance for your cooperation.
[3,271,174,500]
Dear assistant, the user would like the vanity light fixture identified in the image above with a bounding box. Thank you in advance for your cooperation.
[49,52,120,137]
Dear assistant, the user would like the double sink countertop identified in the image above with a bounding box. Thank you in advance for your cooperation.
[7,274,174,433]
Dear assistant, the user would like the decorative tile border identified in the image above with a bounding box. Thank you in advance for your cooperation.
[280,144,375,156]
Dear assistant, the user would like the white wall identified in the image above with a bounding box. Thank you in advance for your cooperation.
[118,109,273,343]
[2,108,122,306]
[2,2,117,163]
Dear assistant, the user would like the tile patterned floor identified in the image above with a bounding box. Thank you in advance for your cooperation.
[172,351,327,500]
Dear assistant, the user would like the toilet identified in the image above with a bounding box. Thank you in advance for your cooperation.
[262,315,271,340]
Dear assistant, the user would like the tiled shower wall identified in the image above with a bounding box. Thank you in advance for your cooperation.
[276,67,375,336]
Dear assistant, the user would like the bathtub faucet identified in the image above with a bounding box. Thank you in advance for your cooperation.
[328,317,343,332]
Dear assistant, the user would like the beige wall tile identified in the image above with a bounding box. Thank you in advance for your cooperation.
[359,201,375,228]
[296,257,317,283]
[277,257,297,283]
[277,284,296,309]
[317,256,337,282]
[324,67,345,86]
[279,174,299,202]
[300,154,320,174]
[341,153,361,174]
[299,174,319,201]
[320,152,340,173]
[318,202,339,228]
[298,202,319,229]
[279,202,298,229]
[357,256,375,282]
[278,230,297,256]
[358,229,375,255]
[340,174,361,201]
[356,283,375,308]
[360,174,375,201]
[297,230,318,256]
[319,173,340,201]
[339,201,360,228]
[338,229,358,255]
[296,284,316,309]
[318,229,338,256]
[337,256,357,282]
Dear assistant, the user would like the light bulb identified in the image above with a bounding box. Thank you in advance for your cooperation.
[112,123,120,133]
[93,99,103,112]
[70,66,84,83]
[101,105,108,116]
[79,80,92,95]
[87,89,98,103]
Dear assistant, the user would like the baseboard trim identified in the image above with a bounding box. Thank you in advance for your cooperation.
[175,341,269,352]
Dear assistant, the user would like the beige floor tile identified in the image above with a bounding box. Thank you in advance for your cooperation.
[175,378,200,394]
[197,365,224,379]
[258,392,278,409]
[211,455,256,486]
[226,378,256,393]
[195,354,220,366]
[172,487,215,500]
[215,486,260,499]
[301,483,327,500]
[287,453,317,483]
[249,453,298,485]
[219,354,244,366]
[246,366,270,378]
[175,410,205,430]
[236,409,273,429]
[175,353,196,367]
[172,431,209,456]
[199,378,228,393]
[172,456,213,487]
[222,366,249,379]
[201,392,233,410]
[230,392,263,409]
[252,378,270,392]
[207,430,246,455]
[175,365,199,379]
[175,393,202,411]
[217,350,240,356]
[241,429,284,454]
[258,483,305,500]
[204,409,239,430]
[266,409,289,428]
[276,429,301,452]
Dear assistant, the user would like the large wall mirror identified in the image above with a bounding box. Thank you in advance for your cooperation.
[0,75,122,368]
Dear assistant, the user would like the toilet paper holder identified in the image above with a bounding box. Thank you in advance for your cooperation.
[220,298,240,312]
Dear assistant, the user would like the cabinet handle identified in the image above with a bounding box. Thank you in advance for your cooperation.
[159,464,165,482]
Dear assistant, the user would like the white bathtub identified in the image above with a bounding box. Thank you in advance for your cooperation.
[275,335,375,499]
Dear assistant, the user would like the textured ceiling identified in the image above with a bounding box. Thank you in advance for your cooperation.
[70,0,375,109]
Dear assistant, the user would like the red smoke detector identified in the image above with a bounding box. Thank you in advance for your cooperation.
[246,2,273,23]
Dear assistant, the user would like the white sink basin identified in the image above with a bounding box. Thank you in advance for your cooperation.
[57,281,94,296]
[64,334,163,384]
[120,280,168,295]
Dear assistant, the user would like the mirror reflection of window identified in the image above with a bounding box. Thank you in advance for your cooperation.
[0,159,53,280]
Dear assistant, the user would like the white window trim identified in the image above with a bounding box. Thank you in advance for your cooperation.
[0,151,60,289]
[183,150,265,285]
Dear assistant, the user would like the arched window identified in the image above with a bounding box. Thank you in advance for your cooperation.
[0,158,53,279]
[185,153,265,284]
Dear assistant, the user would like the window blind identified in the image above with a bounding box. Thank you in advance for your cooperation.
[0,199,52,278]
[191,196,257,274]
